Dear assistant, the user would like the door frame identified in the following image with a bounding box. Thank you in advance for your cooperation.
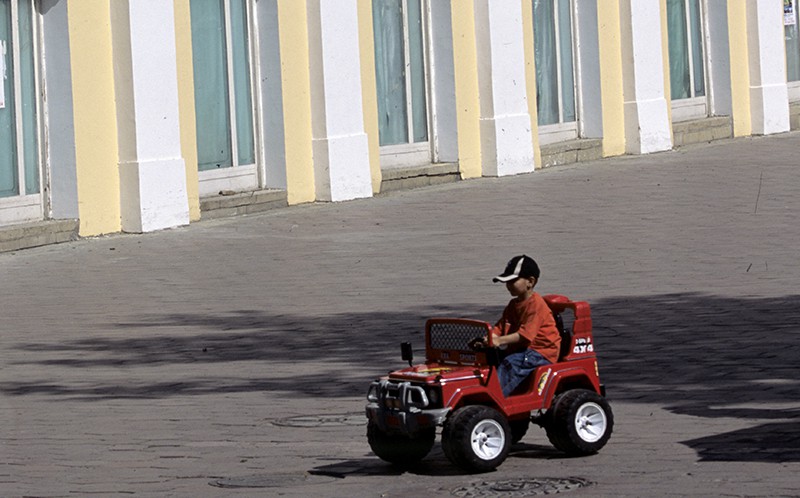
[195,0,263,197]
[376,0,436,169]
[0,0,44,225]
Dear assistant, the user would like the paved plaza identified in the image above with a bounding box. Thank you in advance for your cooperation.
[1,133,799,497]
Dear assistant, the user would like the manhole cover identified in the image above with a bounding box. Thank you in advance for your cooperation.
[210,472,338,488]
[271,413,365,428]
[451,477,590,497]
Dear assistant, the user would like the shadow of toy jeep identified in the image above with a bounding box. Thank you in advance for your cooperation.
[365,294,613,473]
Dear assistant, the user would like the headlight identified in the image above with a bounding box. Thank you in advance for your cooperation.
[424,386,441,407]
[366,381,380,402]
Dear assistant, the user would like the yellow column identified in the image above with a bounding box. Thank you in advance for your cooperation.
[596,0,626,157]
[357,0,382,194]
[521,0,541,168]
[727,2,752,137]
[67,0,121,236]
[451,0,482,179]
[277,0,316,204]
[173,0,200,221]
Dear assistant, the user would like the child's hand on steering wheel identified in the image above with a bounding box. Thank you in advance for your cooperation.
[468,336,489,350]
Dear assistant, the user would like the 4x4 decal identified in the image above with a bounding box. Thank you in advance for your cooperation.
[573,337,594,354]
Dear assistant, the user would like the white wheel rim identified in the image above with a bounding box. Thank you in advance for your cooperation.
[470,419,506,460]
[574,402,607,443]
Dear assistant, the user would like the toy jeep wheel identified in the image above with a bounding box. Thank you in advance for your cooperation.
[545,389,613,456]
[442,405,511,473]
[367,420,435,466]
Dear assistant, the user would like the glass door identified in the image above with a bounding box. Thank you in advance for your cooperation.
[0,0,41,224]
[667,0,707,121]
[190,0,257,196]
[372,0,431,167]
[534,0,578,145]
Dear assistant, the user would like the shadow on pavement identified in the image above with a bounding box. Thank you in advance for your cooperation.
[680,420,800,463]
[3,293,799,462]
[10,305,488,368]
[596,293,800,464]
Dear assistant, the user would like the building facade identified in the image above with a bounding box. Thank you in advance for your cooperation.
[1,0,798,248]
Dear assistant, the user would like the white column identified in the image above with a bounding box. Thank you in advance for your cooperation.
[473,0,535,176]
[620,0,672,154]
[307,0,372,202]
[747,0,790,135]
[111,0,189,233]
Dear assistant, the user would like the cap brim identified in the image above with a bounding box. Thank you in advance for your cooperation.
[493,274,518,283]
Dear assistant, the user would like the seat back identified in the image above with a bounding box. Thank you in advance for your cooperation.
[544,294,593,362]
[553,312,573,361]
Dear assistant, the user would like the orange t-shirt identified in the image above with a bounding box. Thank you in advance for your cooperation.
[490,292,561,363]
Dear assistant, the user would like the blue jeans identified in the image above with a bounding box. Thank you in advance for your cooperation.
[497,349,551,397]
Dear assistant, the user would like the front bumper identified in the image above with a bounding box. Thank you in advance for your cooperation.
[365,379,450,435]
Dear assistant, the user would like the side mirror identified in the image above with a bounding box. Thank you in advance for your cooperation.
[400,342,413,366]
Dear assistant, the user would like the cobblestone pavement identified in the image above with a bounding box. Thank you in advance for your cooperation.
[1,133,799,497]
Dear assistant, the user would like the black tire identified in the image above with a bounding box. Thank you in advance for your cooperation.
[509,415,530,444]
[545,389,613,456]
[367,420,435,466]
[441,405,511,473]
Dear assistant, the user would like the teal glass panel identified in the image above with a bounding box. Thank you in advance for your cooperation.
[557,0,575,123]
[786,17,800,82]
[667,0,691,100]
[20,0,38,194]
[190,0,232,171]
[230,0,254,165]
[0,0,19,198]
[372,0,408,146]
[688,0,705,97]
[407,0,427,143]
[534,0,558,125]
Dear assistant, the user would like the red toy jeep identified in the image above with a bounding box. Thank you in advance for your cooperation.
[365,294,612,473]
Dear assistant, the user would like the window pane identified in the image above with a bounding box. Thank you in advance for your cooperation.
[688,0,704,97]
[190,0,232,171]
[20,0,38,194]
[0,1,19,198]
[407,0,427,143]
[787,21,800,82]
[372,0,408,146]
[230,0,254,165]
[534,0,559,125]
[557,0,575,123]
[667,0,690,100]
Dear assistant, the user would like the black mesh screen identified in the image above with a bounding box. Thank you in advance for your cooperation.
[429,322,487,351]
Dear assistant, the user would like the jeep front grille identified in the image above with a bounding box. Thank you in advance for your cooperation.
[367,379,438,410]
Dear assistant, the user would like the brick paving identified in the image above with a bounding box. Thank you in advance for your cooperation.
[1,132,799,497]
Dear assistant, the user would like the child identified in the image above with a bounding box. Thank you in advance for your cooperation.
[481,255,561,397]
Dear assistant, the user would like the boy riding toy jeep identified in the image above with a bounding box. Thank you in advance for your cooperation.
[365,294,612,473]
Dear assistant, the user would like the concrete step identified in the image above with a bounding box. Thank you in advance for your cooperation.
[672,116,733,147]
[379,163,460,194]
[200,189,288,220]
[0,219,79,253]
[540,138,603,168]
